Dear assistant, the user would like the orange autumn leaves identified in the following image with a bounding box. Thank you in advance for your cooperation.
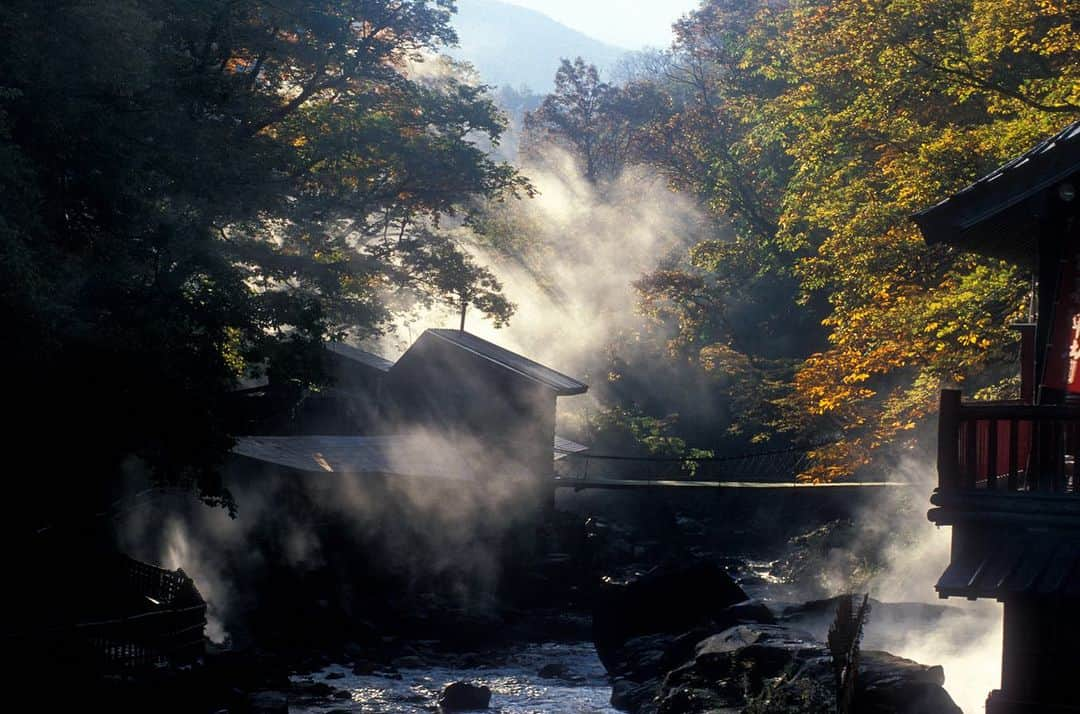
[661,0,1076,480]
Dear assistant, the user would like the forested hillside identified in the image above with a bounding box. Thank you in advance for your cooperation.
[2,0,1078,536]
[508,0,1079,479]
[450,0,627,92]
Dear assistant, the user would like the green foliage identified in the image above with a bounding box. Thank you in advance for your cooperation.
[0,0,524,527]
[586,406,694,458]
[621,0,1077,478]
[522,57,662,183]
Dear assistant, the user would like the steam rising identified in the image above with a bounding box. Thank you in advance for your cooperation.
[120,427,547,644]
[862,459,1002,714]
[871,524,1001,714]
[383,146,707,383]
[115,55,1002,712]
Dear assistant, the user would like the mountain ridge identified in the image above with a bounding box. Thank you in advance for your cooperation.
[448,0,629,92]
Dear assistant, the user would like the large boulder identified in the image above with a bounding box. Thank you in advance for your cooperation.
[593,562,751,669]
[857,651,962,714]
[437,681,491,711]
[601,610,963,714]
[653,624,832,713]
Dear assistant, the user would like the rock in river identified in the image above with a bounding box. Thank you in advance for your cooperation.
[593,562,752,670]
[595,565,961,714]
[437,681,492,711]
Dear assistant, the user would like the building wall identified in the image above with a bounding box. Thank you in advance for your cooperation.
[385,334,558,505]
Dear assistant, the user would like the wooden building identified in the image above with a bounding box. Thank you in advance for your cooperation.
[914,119,1080,714]
[385,329,587,504]
[230,328,589,511]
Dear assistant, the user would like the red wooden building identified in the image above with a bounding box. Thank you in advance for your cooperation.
[914,119,1080,713]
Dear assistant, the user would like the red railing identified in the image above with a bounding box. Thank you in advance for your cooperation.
[938,389,1080,493]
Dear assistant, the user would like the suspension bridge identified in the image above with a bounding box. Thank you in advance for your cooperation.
[552,443,910,491]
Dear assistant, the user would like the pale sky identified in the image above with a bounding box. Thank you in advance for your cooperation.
[499,0,701,49]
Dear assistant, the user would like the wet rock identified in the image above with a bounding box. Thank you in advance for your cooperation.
[351,660,377,675]
[538,662,568,679]
[437,681,492,711]
[611,677,662,712]
[454,652,483,668]
[291,679,336,697]
[655,685,734,714]
[612,633,676,680]
[646,623,832,713]
[721,598,776,626]
[857,651,961,714]
[325,671,345,680]
[601,614,962,714]
[248,691,288,713]
[394,655,426,669]
[593,562,748,669]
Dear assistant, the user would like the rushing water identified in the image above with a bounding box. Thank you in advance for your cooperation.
[284,559,799,713]
[290,641,619,713]
[286,545,997,714]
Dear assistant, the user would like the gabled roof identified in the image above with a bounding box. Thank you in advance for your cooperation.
[410,329,589,396]
[325,342,394,372]
[913,119,1080,261]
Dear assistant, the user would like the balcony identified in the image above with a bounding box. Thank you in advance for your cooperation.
[933,386,1075,488]
[935,389,1080,494]
[928,389,1080,600]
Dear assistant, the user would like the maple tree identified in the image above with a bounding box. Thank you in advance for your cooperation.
[0,0,525,526]
[626,0,1078,478]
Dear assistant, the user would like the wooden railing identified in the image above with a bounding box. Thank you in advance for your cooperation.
[938,389,1080,493]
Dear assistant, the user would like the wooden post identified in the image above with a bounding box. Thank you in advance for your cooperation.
[1009,419,1019,491]
[987,419,998,490]
[1035,386,1065,491]
[939,389,962,491]
[965,420,978,489]
[1012,323,1037,404]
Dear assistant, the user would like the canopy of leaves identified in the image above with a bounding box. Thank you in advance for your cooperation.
[0,0,525,529]
[522,57,662,184]
[562,0,1076,478]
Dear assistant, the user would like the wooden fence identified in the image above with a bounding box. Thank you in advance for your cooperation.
[937,389,1080,493]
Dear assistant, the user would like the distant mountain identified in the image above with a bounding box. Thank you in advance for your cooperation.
[449,0,628,93]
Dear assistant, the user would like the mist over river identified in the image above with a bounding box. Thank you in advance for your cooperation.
[290,642,617,713]
[276,484,999,714]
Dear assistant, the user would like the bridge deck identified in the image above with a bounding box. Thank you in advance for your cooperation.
[553,478,909,490]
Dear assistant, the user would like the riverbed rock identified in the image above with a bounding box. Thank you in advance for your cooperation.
[600,603,962,714]
[538,662,569,678]
[593,562,749,669]
[437,681,492,711]
[248,691,289,714]
[857,651,961,714]
[394,655,426,669]
[351,660,377,675]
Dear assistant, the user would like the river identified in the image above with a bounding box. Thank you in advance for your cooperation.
[289,641,618,713]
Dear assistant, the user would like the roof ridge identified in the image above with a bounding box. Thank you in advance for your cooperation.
[423,328,588,396]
